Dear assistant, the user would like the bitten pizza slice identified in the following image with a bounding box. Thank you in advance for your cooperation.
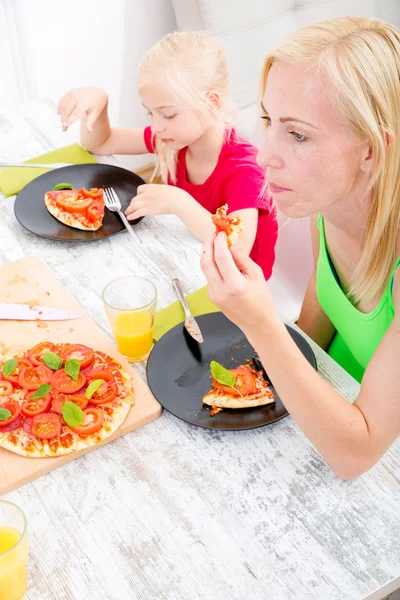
[203,361,275,416]
[212,204,244,247]
[45,187,105,231]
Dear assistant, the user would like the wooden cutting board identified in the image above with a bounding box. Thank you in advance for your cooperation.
[0,257,162,494]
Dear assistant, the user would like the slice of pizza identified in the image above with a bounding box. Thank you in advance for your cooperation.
[202,361,275,416]
[45,188,105,231]
[212,204,244,247]
[0,343,133,458]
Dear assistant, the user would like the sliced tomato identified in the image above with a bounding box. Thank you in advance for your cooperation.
[88,380,118,405]
[85,369,115,383]
[0,400,21,427]
[3,357,33,386]
[51,370,86,394]
[0,381,13,397]
[21,391,52,417]
[23,417,34,435]
[85,368,118,405]
[31,413,62,439]
[29,342,55,367]
[51,393,88,414]
[69,407,104,436]
[211,366,257,397]
[0,414,22,433]
[18,365,53,390]
[81,187,103,199]
[54,190,92,214]
[86,202,102,223]
[57,344,94,370]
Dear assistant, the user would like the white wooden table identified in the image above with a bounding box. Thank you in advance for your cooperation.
[0,100,399,600]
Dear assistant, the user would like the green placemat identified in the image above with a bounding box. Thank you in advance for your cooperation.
[154,285,220,342]
[0,143,97,197]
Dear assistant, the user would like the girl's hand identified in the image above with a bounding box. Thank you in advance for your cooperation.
[125,184,188,220]
[200,231,280,333]
[58,87,108,132]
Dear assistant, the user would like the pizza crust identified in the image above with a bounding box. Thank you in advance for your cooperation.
[44,193,102,231]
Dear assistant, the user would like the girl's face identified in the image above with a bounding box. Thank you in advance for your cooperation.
[140,84,206,149]
[257,63,372,219]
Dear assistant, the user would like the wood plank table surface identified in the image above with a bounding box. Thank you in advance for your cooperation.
[0,100,399,600]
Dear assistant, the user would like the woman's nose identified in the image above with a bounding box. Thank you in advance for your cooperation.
[257,136,285,170]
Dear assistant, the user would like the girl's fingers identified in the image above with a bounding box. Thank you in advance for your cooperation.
[85,105,102,133]
[126,199,145,215]
[136,184,149,195]
[57,93,68,115]
[127,208,145,220]
[63,105,83,128]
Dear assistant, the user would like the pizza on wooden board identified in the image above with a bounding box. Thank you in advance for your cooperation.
[203,361,275,416]
[0,342,133,457]
[212,204,244,247]
[44,187,105,231]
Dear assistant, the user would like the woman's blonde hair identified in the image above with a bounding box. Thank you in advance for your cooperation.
[261,17,400,304]
[137,31,235,184]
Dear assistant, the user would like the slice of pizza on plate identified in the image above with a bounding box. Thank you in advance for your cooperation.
[203,360,275,416]
[212,204,244,247]
[45,187,105,231]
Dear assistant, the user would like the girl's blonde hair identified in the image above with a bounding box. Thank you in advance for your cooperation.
[261,17,400,304]
[137,31,235,184]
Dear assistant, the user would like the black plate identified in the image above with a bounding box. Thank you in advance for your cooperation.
[146,312,317,431]
[14,163,146,241]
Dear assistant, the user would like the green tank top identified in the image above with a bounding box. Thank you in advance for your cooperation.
[316,214,400,383]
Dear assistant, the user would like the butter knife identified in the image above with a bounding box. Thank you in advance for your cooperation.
[172,279,204,343]
[0,303,83,321]
[0,162,74,169]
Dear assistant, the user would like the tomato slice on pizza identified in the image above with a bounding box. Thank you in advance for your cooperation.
[56,344,94,370]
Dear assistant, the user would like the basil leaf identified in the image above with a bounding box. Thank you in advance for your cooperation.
[65,359,80,381]
[85,379,104,399]
[0,408,11,421]
[53,182,74,190]
[2,359,18,378]
[62,401,84,427]
[43,351,62,371]
[210,361,236,388]
[31,384,51,399]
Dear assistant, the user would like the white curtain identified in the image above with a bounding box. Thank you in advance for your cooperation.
[0,0,36,111]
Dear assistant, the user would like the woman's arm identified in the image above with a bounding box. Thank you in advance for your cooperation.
[296,215,336,349]
[201,232,400,479]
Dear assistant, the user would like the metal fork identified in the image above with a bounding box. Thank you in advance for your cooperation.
[103,187,137,242]
[172,278,204,343]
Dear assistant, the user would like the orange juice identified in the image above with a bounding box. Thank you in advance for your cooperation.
[113,310,154,360]
[0,526,28,600]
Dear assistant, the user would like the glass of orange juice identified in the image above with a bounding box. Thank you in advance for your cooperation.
[103,276,157,362]
[0,501,28,600]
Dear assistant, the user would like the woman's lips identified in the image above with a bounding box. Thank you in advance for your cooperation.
[160,138,174,143]
[268,182,292,193]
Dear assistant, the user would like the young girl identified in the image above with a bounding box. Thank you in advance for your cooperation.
[58,31,277,280]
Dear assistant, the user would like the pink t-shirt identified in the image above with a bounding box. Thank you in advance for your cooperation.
[144,126,277,280]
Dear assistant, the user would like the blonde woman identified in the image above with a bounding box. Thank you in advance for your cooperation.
[58,32,277,280]
[201,17,400,479]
